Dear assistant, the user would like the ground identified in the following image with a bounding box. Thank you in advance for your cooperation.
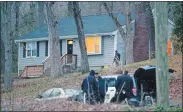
[1,55,182,111]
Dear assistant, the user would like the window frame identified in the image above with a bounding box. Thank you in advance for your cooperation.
[85,36,102,55]
[26,41,37,58]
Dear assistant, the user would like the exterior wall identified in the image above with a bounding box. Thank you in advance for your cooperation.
[71,35,114,68]
[19,41,47,71]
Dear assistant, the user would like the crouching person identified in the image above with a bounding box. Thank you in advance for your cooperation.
[98,76,108,103]
[81,70,99,105]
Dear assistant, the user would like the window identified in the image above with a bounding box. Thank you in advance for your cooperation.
[103,78,116,87]
[85,36,101,54]
[26,42,37,57]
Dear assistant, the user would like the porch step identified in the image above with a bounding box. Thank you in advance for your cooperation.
[20,65,44,78]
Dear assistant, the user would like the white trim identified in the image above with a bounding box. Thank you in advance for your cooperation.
[85,36,102,55]
[18,42,20,76]
[168,19,175,26]
[65,39,73,54]
[26,42,37,58]
[113,30,118,55]
[15,38,47,43]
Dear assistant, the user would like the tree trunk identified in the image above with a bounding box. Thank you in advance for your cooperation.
[67,2,73,17]
[45,2,62,77]
[154,2,169,107]
[125,34,134,64]
[12,2,20,73]
[4,2,13,92]
[72,2,90,73]
[37,2,44,27]
[146,2,155,59]
[125,2,134,64]
[0,2,2,76]
[1,3,5,76]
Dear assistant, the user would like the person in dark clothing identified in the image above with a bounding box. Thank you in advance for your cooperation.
[81,70,99,105]
[113,50,121,66]
[112,70,133,103]
[97,76,108,103]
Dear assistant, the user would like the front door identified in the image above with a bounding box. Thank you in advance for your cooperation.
[67,40,73,63]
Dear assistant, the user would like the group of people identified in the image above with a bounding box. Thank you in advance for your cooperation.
[81,70,134,105]
[81,70,108,105]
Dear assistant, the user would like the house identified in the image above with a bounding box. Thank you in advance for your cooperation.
[15,12,174,77]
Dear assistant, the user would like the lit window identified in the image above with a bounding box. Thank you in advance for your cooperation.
[26,42,37,57]
[85,36,101,54]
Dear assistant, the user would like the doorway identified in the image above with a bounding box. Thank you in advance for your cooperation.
[67,40,73,63]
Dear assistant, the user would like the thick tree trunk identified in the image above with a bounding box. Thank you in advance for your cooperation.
[72,2,90,73]
[125,2,134,64]
[12,2,20,73]
[67,2,73,17]
[45,2,62,77]
[146,2,155,59]
[1,3,5,75]
[154,2,169,107]
[0,3,2,76]
[125,34,134,64]
[4,2,13,92]
[37,2,44,27]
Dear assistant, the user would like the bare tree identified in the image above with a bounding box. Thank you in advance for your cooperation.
[45,2,63,77]
[103,2,134,64]
[36,2,44,27]
[154,2,169,107]
[67,2,73,17]
[1,2,5,76]
[0,2,2,76]
[72,2,90,73]
[12,2,20,73]
[3,2,13,92]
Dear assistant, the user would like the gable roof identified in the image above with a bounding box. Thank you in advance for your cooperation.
[16,12,135,41]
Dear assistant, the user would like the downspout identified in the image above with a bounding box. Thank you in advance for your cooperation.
[18,42,20,76]
[110,31,117,56]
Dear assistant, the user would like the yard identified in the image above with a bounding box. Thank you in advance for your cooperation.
[1,55,182,111]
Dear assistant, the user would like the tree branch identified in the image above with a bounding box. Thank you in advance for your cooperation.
[103,2,126,37]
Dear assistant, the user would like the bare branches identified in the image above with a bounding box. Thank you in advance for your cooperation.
[103,2,126,37]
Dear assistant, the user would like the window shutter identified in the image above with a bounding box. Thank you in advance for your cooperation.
[23,42,26,58]
[60,40,62,56]
[37,41,39,57]
[45,41,48,56]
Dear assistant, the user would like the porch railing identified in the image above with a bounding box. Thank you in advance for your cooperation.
[60,54,77,69]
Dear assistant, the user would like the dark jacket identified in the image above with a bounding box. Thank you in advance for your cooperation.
[98,76,108,96]
[115,74,133,95]
[81,70,98,95]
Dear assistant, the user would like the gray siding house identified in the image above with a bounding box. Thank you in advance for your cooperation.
[15,13,135,76]
[15,12,174,76]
